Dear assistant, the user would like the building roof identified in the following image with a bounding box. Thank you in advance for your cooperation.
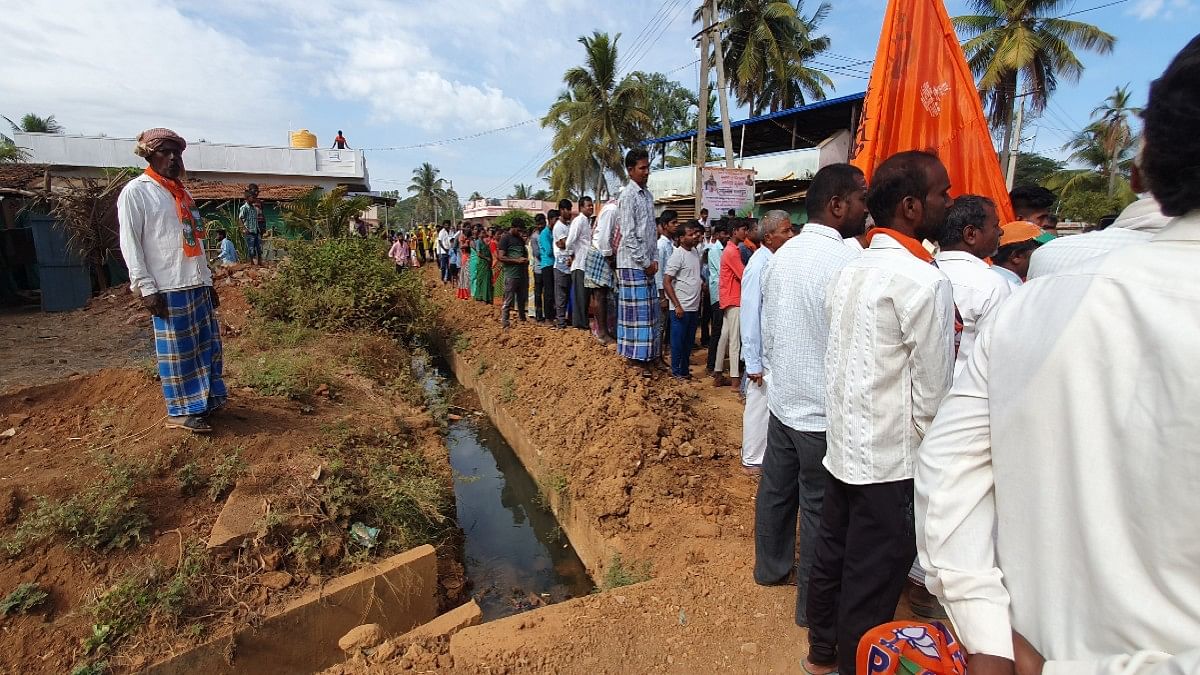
[642,92,865,157]
[0,164,49,192]
[185,180,316,202]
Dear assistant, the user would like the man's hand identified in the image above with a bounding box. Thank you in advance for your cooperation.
[747,372,764,386]
[674,307,684,319]
[644,261,659,277]
[142,293,168,319]
[1013,631,1045,675]
[967,654,1015,675]
[208,285,221,310]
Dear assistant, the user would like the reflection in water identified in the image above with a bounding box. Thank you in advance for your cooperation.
[447,417,594,620]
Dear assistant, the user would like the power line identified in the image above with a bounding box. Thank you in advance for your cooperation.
[480,142,554,199]
[361,119,538,152]
[620,0,691,78]
[1055,0,1128,18]
[617,0,677,74]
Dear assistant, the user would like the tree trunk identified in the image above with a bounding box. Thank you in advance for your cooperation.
[997,81,1016,178]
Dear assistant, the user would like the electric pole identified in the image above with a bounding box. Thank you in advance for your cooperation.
[1005,96,1026,190]
[710,0,735,168]
[694,8,712,216]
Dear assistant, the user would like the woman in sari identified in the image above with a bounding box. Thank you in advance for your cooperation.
[456,231,471,299]
[470,226,494,303]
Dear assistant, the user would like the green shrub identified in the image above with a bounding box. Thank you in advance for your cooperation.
[494,210,533,231]
[2,458,149,555]
[235,352,324,398]
[248,238,434,340]
[601,554,652,591]
[208,450,246,502]
[1,582,49,615]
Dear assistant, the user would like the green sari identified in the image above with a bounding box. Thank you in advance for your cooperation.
[470,238,493,302]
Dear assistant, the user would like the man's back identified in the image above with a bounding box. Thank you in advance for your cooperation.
[921,213,1200,667]
[825,233,954,485]
[1027,197,1171,279]
[762,224,858,432]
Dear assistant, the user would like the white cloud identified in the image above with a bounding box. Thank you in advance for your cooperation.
[1130,0,1193,19]
[0,0,293,143]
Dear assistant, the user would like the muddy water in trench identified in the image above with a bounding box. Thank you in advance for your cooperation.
[415,355,594,621]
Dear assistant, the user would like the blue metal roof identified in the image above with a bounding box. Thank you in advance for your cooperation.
[641,91,866,146]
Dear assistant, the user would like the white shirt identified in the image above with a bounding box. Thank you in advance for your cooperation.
[824,232,955,484]
[933,250,1013,378]
[593,207,617,256]
[843,236,864,252]
[118,174,213,296]
[552,220,571,273]
[436,228,453,255]
[656,235,674,288]
[664,246,701,312]
[916,211,1200,671]
[991,264,1023,289]
[1027,197,1171,279]
[761,223,860,432]
[740,246,773,376]
[566,213,592,272]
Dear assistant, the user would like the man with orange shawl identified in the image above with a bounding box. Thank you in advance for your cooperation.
[118,128,226,434]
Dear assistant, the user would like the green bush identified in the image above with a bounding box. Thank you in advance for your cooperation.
[1,582,49,615]
[234,351,325,399]
[248,238,434,340]
[494,210,533,231]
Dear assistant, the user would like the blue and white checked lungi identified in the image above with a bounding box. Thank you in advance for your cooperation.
[153,286,227,417]
[616,268,661,362]
[583,248,613,289]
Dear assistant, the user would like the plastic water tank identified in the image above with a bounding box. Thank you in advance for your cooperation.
[289,129,318,148]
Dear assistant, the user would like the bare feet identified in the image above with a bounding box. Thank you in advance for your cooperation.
[801,658,838,675]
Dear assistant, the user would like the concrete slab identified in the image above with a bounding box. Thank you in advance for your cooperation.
[146,544,439,675]
[207,484,265,551]
[399,599,482,641]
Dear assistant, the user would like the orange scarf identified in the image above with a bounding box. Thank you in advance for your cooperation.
[144,166,206,257]
[864,227,933,262]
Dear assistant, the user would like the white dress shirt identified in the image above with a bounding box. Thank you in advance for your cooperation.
[593,206,617,256]
[843,236,864,252]
[916,211,1200,672]
[761,223,860,432]
[1027,197,1171,280]
[566,213,592,272]
[118,174,213,296]
[436,228,453,255]
[552,220,571,273]
[824,232,955,484]
[933,250,1013,377]
[740,246,773,376]
[656,235,674,288]
[991,264,1022,289]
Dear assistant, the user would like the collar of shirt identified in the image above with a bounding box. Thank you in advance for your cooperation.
[934,249,990,268]
[803,222,844,243]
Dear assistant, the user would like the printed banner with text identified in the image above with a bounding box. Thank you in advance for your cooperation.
[700,167,756,217]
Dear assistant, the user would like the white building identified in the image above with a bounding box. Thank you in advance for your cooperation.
[12,132,370,191]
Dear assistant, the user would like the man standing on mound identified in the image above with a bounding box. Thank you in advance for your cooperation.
[119,128,227,434]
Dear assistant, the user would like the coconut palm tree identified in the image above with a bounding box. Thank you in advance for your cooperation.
[510,183,532,199]
[698,0,833,116]
[281,186,373,239]
[540,32,650,199]
[5,113,64,134]
[468,191,483,201]
[1091,85,1141,196]
[954,0,1116,174]
[407,162,452,223]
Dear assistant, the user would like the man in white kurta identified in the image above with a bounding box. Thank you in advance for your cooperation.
[917,37,1200,674]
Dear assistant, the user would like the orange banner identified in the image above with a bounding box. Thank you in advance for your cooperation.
[851,0,1015,222]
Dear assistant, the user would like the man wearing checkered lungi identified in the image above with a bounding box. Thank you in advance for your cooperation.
[615,148,661,374]
[118,127,227,434]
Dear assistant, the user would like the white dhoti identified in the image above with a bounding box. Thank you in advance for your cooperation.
[741,377,769,467]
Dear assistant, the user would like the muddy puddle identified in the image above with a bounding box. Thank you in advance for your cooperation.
[414,354,594,621]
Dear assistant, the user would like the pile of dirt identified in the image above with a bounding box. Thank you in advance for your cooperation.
[0,284,463,674]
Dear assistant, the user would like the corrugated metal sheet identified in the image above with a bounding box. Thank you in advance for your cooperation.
[641,92,866,146]
[28,214,91,312]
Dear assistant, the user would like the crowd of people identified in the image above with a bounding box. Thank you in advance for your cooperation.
[116,34,1199,675]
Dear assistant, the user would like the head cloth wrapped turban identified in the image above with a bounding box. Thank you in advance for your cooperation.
[134,128,187,158]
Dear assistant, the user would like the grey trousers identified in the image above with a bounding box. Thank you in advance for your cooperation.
[554,269,571,327]
[753,414,827,627]
[570,269,589,329]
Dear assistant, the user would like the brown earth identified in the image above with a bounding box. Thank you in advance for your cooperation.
[330,272,917,674]
[0,276,464,674]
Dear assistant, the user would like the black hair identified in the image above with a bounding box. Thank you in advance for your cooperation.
[727,209,736,217]
[534,213,546,224]
[683,219,704,235]
[806,163,865,219]
[246,183,259,191]
[993,240,1041,265]
[442,220,450,226]
[558,199,573,211]
[865,150,940,228]
[1044,214,1059,227]
[337,130,343,135]
[660,209,678,224]
[713,219,730,235]
[1142,33,1200,216]
[1008,184,1056,216]
[216,228,227,237]
[939,195,996,247]
[625,147,649,169]
[547,209,559,221]
[1096,214,1119,230]
[700,208,708,215]
[579,196,594,206]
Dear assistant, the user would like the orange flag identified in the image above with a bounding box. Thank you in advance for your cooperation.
[852,0,1015,222]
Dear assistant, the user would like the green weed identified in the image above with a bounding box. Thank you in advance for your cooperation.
[474,359,489,378]
[453,333,471,353]
[176,462,204,497]
[208,450,246,502]
[1,582,49,615]
[235,351,326,399]
[601,554,653,591]
[499,374,516,403]
[70,660,108,675]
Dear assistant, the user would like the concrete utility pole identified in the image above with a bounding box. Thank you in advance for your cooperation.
[1005,96,1026,190]
[694,7,712,216]
[710,0,735,168]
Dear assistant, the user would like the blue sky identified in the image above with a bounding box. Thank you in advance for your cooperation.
[1,0,1195,199]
